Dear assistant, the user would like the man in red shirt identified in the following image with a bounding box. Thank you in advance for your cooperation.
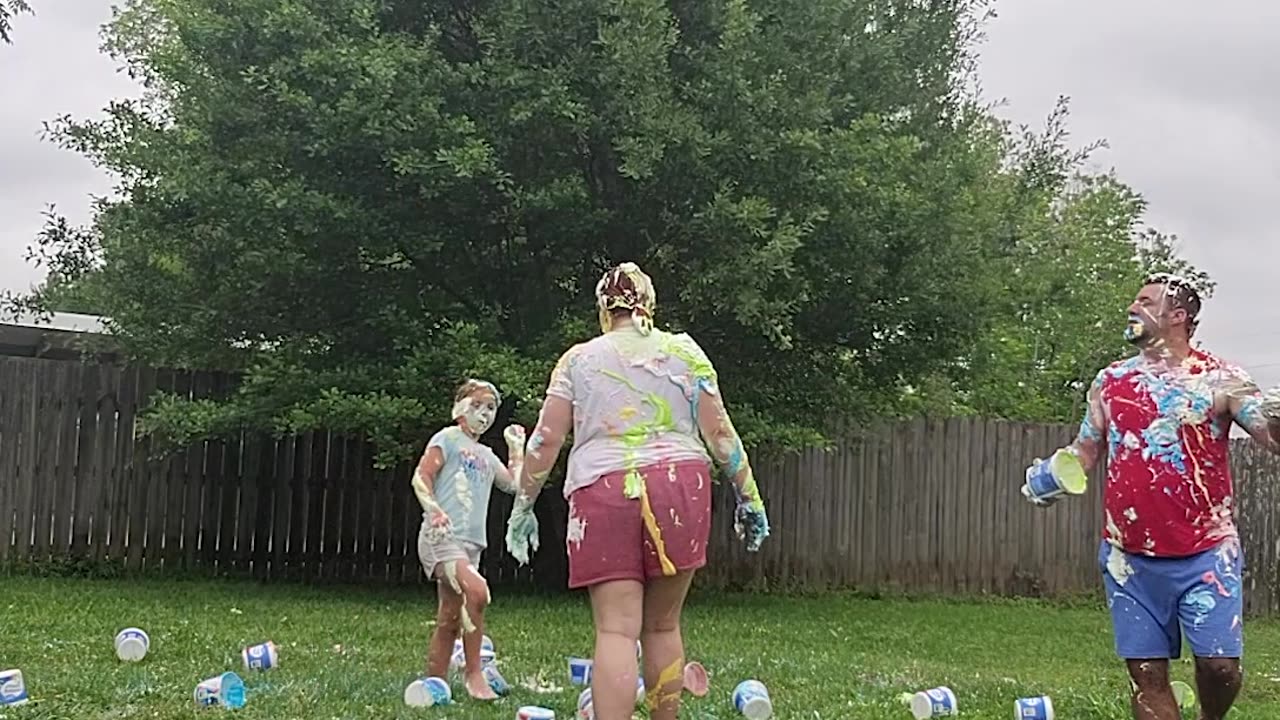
[1032,274,1280,720]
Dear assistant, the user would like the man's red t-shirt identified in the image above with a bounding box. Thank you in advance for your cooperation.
[1096,349,1246,557]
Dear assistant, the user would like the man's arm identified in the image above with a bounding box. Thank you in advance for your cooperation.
[1068,371,1109,473]
[1227,380,1280,455]
[1267,388,1280,446]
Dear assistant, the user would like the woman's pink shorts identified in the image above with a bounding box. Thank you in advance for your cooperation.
[566,459,713,589]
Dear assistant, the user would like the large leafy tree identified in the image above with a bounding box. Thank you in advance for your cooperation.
[909,99,1216,422]
[5,0,1211,464]
[8,0,1018,464]
[0,0,31,44]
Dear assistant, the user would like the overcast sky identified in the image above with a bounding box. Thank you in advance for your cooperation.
[1,1,1276,391]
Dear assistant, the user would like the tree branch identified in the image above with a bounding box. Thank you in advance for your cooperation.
[395,242,489,321]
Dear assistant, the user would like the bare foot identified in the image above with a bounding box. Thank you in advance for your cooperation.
[465,670,498,700]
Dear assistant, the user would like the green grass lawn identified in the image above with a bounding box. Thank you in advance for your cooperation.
[3,577,1280,718]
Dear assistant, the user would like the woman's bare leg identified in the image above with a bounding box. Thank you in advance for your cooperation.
[641,570,695,720]
[589,579,645,720]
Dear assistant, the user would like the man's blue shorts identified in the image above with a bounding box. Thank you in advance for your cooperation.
[1099,539,1244,659]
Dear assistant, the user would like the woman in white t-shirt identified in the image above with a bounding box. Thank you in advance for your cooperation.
[506,262,769,720]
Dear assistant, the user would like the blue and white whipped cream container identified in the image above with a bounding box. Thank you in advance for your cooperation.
[910,686,957,718]
[193,671,246,709]
[567,657,593,686]
[732,679,773,719]
[403,676,452,707]
[114,627,150,662]
[242,641,278,671]
[0,670,29,707]
[451,638,496,670]
[1014,695,1054,719]
[484,663,511,696]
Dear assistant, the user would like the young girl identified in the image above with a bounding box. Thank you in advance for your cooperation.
[412,379,526,700]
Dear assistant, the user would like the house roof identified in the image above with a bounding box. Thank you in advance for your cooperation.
[0,311,117,360]
[9,310,110,334]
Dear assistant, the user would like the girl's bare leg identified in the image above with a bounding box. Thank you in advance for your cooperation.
[443,559,497,700]
[427,577,462,677]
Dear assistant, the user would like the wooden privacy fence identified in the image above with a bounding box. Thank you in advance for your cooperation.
[3,356,1280,613]
[0,357,567,588]
[702,419,1280,615]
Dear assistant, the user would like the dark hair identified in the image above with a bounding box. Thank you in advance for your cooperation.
[1145,273,1202,336]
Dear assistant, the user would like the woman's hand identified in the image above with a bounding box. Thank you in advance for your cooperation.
[505,496,540,565]
[733,494,770,552]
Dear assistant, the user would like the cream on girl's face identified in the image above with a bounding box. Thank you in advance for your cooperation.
[454,390,497,435]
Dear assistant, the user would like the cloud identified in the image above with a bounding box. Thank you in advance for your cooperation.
[0,1,137,295]
[2,0,1276,390]
[978,0,1280,389]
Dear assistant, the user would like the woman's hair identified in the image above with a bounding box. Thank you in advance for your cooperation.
[453,378,501,405]
[595,262,656,335]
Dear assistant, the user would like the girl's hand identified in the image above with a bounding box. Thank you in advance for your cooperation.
[503,424,526,450]
[425,507,453,542]
[429,507,451,527]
